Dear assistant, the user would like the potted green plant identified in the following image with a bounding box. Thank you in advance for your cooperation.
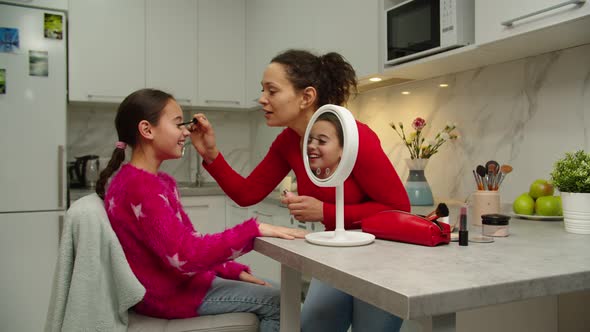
[550,150,590,234]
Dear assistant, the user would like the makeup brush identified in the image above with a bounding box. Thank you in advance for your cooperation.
[496,164,513,189]
[487,163,497,190]
[472,170,484,190]
[178,118,198,127]
[476,165,487,190]
[425,202,450,221]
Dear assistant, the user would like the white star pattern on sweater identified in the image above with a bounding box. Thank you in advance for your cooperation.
[176,211,183,222]
[229,248,244,260]
[183,272,196,277]
[167,253,186,270]
[158,194,170,206]
[192,231,200,237]
[130,203,144,220]
[108,197,117,213]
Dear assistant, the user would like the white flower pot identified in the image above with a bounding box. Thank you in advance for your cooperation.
[560,192,590,234]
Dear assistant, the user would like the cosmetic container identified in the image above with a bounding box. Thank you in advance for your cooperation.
[459,206,468,246]
[481,214,510,237]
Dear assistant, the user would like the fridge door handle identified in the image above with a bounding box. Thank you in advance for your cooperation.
[58,145,65,209]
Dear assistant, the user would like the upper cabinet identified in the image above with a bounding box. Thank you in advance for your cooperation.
[476,0,590,45]
[2,0,67,10]
[245,0,314,107]
[311,0,380,79]
[197,0,247,108]
[69,0,145,103]
[69,0,247,108]
[245,0,380,107]
[146,0,198,106]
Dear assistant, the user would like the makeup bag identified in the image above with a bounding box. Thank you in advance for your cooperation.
[361,210,451,246]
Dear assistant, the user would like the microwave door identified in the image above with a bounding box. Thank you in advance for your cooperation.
[386,0,440,64]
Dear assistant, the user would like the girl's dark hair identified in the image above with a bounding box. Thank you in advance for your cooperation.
[271,49,357,107]
[96,88,174,199]
[317,112,344,148]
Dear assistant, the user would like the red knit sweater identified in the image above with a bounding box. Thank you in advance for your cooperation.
[105,164,260,319]
[205,121,410,230]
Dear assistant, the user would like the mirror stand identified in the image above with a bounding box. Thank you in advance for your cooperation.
[305,185,375,247]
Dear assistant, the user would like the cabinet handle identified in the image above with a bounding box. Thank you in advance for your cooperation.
[253,210,273,218]
[204,99,241,106]
[501,0,586,27]
[176,98,192,104]
[58,145,65,209]
[87,94,125,102]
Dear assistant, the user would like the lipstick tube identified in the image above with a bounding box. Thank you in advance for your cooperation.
[459,205,469,246]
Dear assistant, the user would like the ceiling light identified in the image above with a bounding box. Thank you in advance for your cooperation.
[369,77,382,82]
[439,83,449,87]
[401,91,410,95]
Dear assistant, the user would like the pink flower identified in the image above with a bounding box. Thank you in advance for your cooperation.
[412,117,426,130]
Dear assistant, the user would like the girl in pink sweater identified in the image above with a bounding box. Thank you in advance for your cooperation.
[95,88,306,331]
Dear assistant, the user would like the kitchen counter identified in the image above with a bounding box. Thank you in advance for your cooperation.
[255,217,590,331]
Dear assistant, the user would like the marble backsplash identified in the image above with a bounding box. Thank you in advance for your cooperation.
[67,104,254,184]
[68,43,589,205]
[347,43,590,204]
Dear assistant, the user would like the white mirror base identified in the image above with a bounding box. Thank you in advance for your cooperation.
[305,231,375,247]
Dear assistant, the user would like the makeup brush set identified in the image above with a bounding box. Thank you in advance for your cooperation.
[472,160,513,191]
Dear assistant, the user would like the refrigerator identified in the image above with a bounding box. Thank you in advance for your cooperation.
[0,4,67,331]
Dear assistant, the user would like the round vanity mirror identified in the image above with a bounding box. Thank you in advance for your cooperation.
[303,104,375,247]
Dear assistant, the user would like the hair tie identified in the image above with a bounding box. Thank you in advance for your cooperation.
[115,141,127,149]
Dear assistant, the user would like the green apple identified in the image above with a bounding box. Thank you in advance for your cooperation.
[528,179,554,199]
[535,196,563,216]
[513,193,535,215]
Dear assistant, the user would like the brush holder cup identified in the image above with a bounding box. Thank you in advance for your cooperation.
[469,191,501,227]
[405,158,434,206]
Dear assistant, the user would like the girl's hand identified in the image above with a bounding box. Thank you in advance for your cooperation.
[258,223,308,239]
[280,194,324,222]
[239,271,271,287]
[189,113,219,163]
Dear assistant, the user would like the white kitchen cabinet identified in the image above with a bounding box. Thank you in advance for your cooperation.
[146,0,198,106]
[245,0,314,107]
[182,196,226,235]
[68,0,145,103]
[0,212,61,331]
[196,0,246,109]
[312,0,381,79]
[2,0,67,10]
[475,0,590,45]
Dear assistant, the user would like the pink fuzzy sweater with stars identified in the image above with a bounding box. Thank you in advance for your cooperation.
[105,164,261,319]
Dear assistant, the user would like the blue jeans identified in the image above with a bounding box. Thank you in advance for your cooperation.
[197,277,280,332]
[301,278,403,332]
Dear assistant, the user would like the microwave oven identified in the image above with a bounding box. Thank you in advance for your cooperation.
[385,0,474,66]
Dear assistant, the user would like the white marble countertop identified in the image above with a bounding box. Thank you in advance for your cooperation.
[255,218,590,320]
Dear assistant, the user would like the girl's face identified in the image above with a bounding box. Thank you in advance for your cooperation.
[151,99,190,161]
[307,120,342,179]
[258,63,305,127]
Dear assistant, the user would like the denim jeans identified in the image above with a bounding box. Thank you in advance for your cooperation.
[197,277,280,332]
[301,278,403,332]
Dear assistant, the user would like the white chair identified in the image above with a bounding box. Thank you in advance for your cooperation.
[45,194,258,332]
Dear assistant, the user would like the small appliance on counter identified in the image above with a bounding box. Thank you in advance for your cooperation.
[68,155,100,188]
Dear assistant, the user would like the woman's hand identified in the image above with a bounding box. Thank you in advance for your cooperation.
[258,223,308,239]
[281,193,324,222]
[189,113,219,163]
[239,271,271,287]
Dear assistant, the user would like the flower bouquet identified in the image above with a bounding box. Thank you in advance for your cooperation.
[390,117,458,160]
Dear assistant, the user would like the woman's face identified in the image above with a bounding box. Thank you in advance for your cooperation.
[259,62,305,127]
[307,120,342,179]
[151,99,190,160]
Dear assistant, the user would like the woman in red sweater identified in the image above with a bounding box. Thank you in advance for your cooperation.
[95,88,307,332]
[190,50,410,332]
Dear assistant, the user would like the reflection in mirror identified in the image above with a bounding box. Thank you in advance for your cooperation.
[307,113,343,180]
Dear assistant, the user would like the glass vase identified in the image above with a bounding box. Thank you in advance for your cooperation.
[405,158,434,206]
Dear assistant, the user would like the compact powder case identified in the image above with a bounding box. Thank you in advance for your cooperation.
[481,214,510,237]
